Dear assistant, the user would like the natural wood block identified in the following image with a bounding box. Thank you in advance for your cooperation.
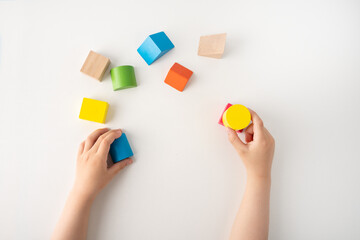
[80,50,110,81]
[198,33,227,59]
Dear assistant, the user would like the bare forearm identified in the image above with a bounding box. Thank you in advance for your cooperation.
[226,110,274,240]
[230,176,271,240]
[51,129,132,240]
[51,188,94,240]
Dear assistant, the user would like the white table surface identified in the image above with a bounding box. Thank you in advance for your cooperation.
[1,0,360,239]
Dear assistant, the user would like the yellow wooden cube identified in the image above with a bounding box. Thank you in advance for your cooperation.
[79,98,109,124]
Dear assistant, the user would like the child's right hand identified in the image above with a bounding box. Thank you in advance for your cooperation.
[227,109,275,179]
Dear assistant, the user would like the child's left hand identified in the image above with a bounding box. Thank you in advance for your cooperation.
[73,128,133,200]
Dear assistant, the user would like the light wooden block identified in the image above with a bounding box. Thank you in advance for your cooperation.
[198,33,227,59]
[80,50,110,81]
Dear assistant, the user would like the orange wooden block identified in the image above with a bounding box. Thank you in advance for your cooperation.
[164,63,193,92]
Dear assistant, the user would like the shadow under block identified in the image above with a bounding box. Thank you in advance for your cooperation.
[198,33,227,59]
[137,31,174,65]
[218,103,243,133]
[109,133,134,163]
[222,104,251,131]
[80,50,110,81]
[110,65,137,90]
[79,98,109,124]
[164,63,193,92]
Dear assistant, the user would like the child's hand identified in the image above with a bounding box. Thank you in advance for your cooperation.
[227,109,275,179]
[73,128,133,200]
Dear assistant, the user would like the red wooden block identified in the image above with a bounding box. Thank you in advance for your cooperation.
[218,103,232,125]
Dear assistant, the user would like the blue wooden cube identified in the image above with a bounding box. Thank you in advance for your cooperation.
[137,31,174,65]
[109,133,134,163]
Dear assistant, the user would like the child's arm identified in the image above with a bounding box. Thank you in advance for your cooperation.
[51,128,133,240]
[227,110,275,240]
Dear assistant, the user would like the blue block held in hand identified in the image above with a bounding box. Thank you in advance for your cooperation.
[137,31,174,65]
[109,133,134,163]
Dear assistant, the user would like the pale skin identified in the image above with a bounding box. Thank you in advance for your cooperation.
[51,128,133,240]
[228,109,275,240]
[52,110,274,240]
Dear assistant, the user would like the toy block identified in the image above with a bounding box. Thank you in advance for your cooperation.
[198,33,227,59]
[164,63,193,92]
[218,103,243,133]
[218,103,233,126]
[109,133,134,163]
[222,104,251,131]
[137,31,174,65]
[110,65,137,90]
[79,98,109,124]
[80,50,110,81]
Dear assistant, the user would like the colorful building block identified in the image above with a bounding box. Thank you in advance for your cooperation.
[198,33,227,59]
[218,103,233,126]
[137,31,174,65]
[218,103,243,133]
[164,63,193,92]
[79,98,109,124]
[222,104,251,131]
[80,50,110,81]
[110,65,137,90]
[109,133,134,163]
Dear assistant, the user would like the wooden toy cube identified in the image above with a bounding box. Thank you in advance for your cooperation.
[164,63,193,92]
[137,31,174,65]
[80,50,110,81]
[79,98,109,124]
[198,33,227,59]
[109,133,134,163]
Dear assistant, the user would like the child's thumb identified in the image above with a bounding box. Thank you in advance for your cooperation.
[227,128,247,154]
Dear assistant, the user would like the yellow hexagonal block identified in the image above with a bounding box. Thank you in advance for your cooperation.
[79,98,109,124]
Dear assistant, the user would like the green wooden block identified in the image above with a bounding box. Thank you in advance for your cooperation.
[110,65,137,90]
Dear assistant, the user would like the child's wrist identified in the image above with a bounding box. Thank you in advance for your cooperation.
[71,184,97,203]
[247,171,272,183]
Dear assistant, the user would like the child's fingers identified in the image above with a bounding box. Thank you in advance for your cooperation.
[247,109,266,139]
[227,127,247,153]
[84,128,109,151]
[245,124,254,143]
[108,158,132,176]
[95,129,123,156]
[77,141,85,157]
